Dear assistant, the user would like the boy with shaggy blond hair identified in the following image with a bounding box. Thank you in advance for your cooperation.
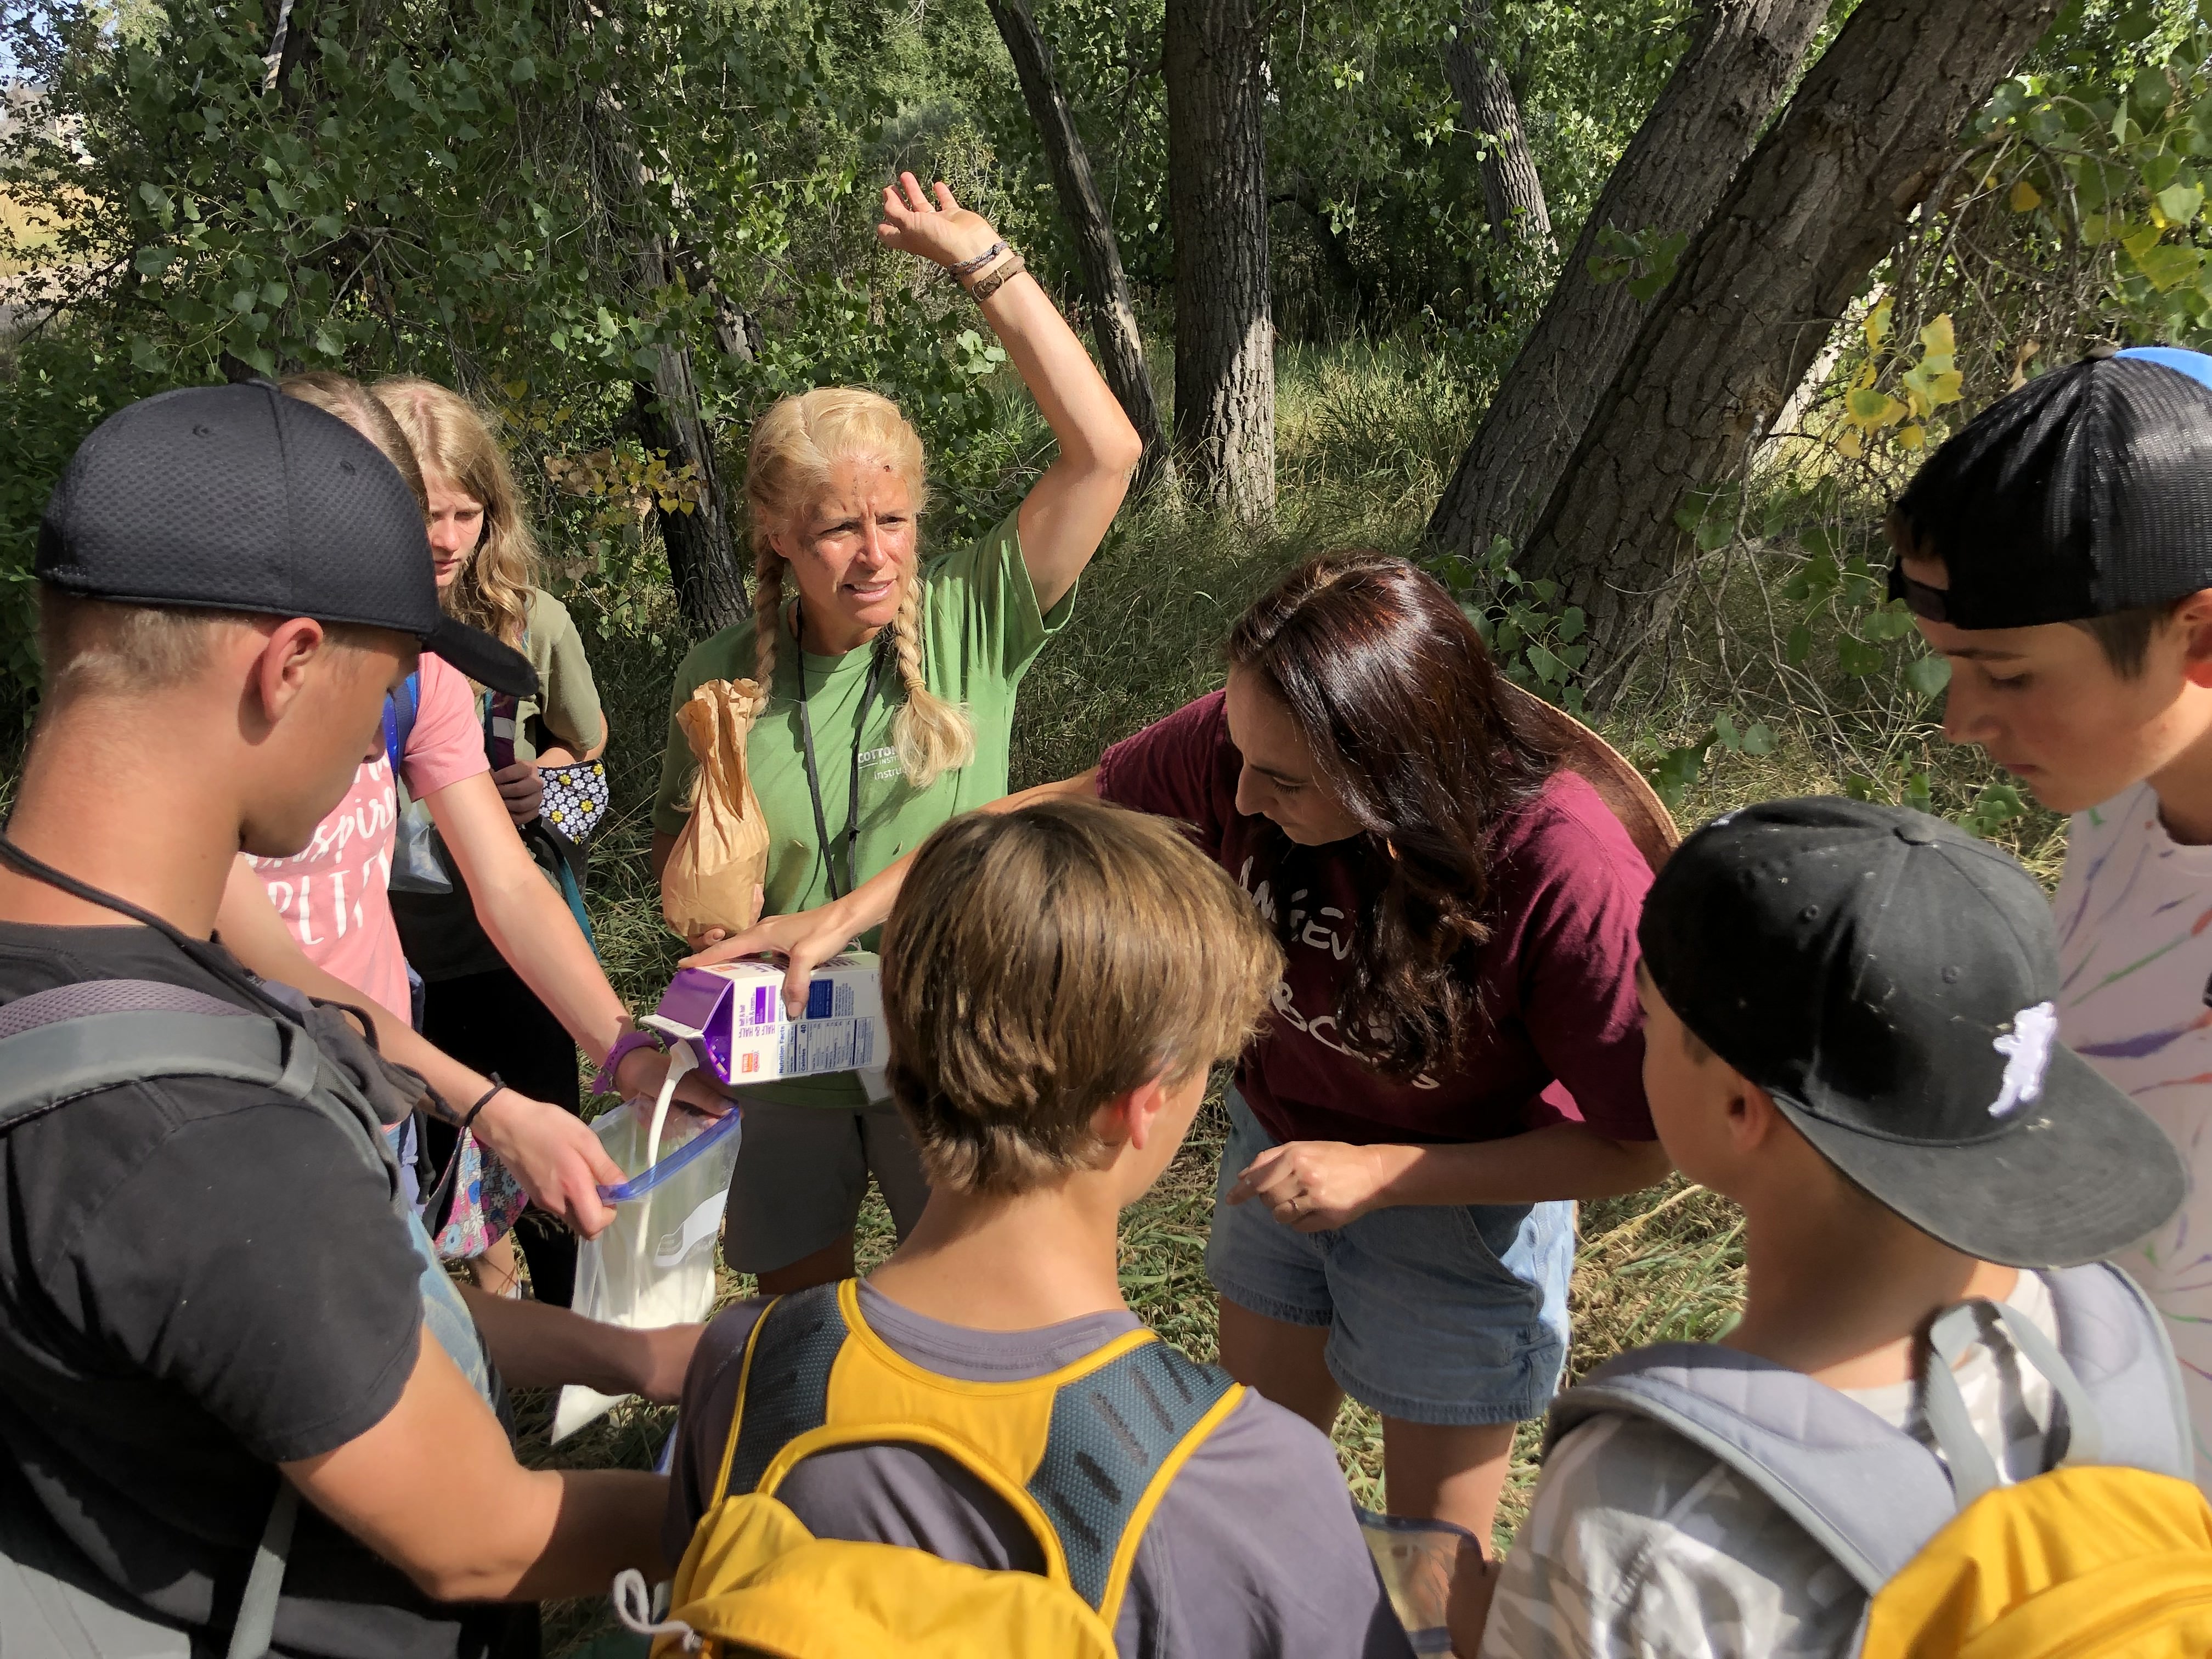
[663,798,1415,1658]
[1892,343,2212,1482]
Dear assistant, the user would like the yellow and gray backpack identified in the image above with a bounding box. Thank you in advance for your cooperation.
[622,1278,1246,1657]
[1547,1263,2212,1657]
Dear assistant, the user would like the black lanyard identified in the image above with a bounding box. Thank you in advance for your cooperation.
[792,600,893,902]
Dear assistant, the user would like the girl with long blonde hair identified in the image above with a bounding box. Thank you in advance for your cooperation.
[652,173,1142,1296]
[376,375,614,1306]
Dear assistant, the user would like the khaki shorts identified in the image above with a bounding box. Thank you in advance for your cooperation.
[721,1099,932,1275]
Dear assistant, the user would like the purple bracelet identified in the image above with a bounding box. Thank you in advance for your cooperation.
[593,1026,668,1098]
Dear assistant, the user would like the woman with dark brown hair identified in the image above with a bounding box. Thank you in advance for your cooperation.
[698,550,1669,1543]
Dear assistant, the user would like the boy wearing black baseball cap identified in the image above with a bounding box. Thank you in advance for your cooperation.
[0,385,687,1657]
[1467,800,2191,1659]
[1892,346,2212,1484]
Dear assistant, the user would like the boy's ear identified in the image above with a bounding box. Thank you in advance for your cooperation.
[246,618,326,726]
[2175,590,2212,687]
[1092,1074,1173,1154]
[1725,1077,1785,1151]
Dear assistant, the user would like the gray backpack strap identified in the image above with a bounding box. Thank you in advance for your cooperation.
[2039,1262,2194,1480]
[1547,1263,2192,1598]
[0,979,463,1659]
[1548,1346,1953,1593]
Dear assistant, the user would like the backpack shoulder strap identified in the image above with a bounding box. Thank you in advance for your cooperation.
[0,983,325,1132]
[1547,1344,1957,1594]
[0,979,338,1659]
[383,671,421,780]
[1030,1335,1242,1624]
[2042,1262,2193,1479]
[704,1282,1242,1625]
[714,1283,854,1505]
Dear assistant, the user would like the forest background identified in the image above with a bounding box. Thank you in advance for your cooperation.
[5,0,2212,1643]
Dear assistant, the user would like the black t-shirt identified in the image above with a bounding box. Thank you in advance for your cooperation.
[0,921,509,1658]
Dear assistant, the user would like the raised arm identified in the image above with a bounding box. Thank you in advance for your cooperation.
[878,175,1141,612]
[687,768,1102,1011]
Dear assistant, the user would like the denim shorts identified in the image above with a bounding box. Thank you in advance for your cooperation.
[1205,1091,1573,1426]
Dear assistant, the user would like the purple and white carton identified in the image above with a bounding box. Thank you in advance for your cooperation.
[640,951,885,1086]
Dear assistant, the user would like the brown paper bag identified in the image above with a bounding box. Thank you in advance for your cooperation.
[662,678,772,943]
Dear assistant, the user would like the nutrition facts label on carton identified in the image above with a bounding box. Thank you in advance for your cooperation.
[782,1017,876,1076]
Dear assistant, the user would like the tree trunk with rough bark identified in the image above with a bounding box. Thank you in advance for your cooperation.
[1443,0,1551,250]
[987,0,1173,493]
[1430,0,1833,563]
[594,90,751,634]
[1164,0,1274,521]
[1518,0,2062,683]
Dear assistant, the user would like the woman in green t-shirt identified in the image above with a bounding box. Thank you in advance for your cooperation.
[648,173,1142,1294]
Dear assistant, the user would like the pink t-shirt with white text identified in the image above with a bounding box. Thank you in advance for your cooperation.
[246,653,489,1018]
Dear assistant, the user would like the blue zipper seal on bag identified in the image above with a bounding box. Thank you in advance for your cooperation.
[595,1105,744,1204]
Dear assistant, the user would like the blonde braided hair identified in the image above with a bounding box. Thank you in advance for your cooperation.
[745,388,973,789]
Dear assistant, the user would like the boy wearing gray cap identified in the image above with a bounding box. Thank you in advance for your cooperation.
[1468,800,2193,1658]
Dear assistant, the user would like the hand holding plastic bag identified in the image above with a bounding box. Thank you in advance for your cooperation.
[551,1043,744,1443]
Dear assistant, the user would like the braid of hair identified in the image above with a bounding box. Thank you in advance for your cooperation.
[751,543,785,690]
[887,568,974,790]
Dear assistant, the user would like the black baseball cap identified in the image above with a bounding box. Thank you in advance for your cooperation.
[37,382,536,696]
[1639,798,2183,1268]
[1889,345,2212,630]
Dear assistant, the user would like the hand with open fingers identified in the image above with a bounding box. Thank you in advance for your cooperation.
[1226,1139,1414,1233]
[877,172,1003,273]
[478,1092,623,1239]
[681,903,852,1018]
[1445,1534,1500,1657]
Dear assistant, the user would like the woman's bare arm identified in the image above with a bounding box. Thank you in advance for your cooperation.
[684,768,1102,1011]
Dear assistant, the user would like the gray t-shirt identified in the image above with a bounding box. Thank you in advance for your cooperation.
[668,1284,1414,1659]
[1479,1273,2063,1659]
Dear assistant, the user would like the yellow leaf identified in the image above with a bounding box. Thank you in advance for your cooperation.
[1847,387,1906,428]
[1864,294,1894,354]
[2009,178,2042,212]
[2123,221,2165,261]
[1898,424,1925,450]
[1920,314,1955,358]
[1836,428,1863,460]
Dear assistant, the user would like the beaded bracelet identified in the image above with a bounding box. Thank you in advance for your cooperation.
[945,240,1008,279]
[970,253,1027,304]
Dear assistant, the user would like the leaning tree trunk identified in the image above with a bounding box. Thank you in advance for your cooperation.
[987,0,1174,493]
[595,90,751,635]
[629,313,747,633]
[1443,0,1551,250]
[1164,0,1274,521]
[1518,0,2062,682]
[1428,0,1833,562]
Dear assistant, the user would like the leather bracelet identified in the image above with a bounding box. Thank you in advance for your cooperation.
[460,1076,505,1130]
[593,1026,669,1097]
[969,252,1026,304]
[946,239,1008,278]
